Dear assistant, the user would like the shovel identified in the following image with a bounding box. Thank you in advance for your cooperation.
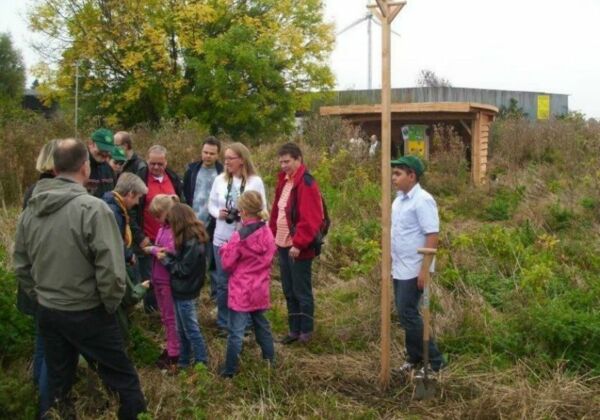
[414,247,437,400]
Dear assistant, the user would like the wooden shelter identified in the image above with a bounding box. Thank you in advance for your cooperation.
[320,102,498,185]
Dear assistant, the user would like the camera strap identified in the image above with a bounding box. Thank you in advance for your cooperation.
[225,176,246,209]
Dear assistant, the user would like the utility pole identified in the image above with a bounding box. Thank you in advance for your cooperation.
[369,0,406,389]
[74,60,80,137]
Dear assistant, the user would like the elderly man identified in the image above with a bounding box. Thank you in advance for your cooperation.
[13,139,146,420]
[114,131,147,175]
[183,136,223,299]
[130,145,183,312]
[86,128,116,198]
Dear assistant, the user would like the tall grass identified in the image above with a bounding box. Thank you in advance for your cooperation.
[1,115,599,418]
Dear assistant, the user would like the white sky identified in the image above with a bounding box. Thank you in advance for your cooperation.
[2,0,599,118]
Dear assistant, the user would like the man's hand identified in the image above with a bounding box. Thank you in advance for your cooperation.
[142,246,153,255]
[219,208,229,220]
[289,246,300,258]
[140,280,150,289]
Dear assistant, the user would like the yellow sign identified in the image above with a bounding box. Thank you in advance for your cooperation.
[407,140,426,157]
[537,95,550,120]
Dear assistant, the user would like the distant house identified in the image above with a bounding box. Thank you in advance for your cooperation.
[22,88,57,118]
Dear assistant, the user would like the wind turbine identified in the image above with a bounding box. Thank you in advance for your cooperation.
[336,1,402,90]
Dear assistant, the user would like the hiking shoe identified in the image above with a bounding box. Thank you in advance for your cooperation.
[280,334,299,345]
[394,361,417,377]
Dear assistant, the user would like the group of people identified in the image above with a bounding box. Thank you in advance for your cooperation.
[13,128,445,419]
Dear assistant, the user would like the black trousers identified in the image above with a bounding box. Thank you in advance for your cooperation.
[38,305,146,420]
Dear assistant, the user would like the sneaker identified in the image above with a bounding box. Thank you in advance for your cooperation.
[280,334,299,345]
[396,361,416,376]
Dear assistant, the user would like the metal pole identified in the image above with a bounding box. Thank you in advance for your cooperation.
[367,16,372,90]
[74,61,79,137]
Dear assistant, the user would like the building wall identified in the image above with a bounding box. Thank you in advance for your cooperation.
[328,87,568,120]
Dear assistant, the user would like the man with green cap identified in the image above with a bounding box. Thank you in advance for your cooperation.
[109,146,128,179]
[87,128,116,198]
[390,155,445,377]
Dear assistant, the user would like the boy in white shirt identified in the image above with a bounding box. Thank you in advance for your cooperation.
[390,155,445,375]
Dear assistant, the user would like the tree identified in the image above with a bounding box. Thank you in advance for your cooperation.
[416,69,452,88]
[0,33,26,104]
[29,0,334,137]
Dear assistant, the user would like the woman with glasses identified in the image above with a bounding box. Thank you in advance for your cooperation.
[208,143,267,335]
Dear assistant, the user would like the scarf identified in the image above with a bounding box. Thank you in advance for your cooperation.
[113,192,133,248]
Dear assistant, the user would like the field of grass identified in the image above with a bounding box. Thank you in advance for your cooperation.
[0,114,599,418]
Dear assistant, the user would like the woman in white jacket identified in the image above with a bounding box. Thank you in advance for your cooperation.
[208,142,267,332]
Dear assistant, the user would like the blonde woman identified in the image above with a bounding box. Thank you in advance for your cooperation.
[208,142,267,332]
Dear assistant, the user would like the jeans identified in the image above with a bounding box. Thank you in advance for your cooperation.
[138,253,158,312]
[174,299,208,366]
[213,244,229,329]
[223,309,274,376]
[34,321,50,416]
[38,305,146,420]
[393,278,444,370]
[206,243,219,300]
[278,247,314,334]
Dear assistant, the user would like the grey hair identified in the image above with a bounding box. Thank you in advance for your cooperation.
[114,173,148,196]
[147,144,167,157]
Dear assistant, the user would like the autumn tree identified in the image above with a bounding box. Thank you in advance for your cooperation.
[0,33,26,109]
[416,69,452,88]
[29,0,334,137]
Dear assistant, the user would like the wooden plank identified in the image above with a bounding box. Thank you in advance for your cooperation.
[389,2,407,22]
[459,119,472,136]
[320,102,494,116]
[471,113,482,185]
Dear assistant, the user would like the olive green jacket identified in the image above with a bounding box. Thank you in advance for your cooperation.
[13,177,126,314]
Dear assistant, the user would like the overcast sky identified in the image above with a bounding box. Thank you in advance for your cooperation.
[2,0,599,118]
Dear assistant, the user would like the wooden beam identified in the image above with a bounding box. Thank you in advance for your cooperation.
[388,2,406,22]
[320,102,496,115]
[375,0,388,17]
[471,113,483,185]
[368,5,384,22]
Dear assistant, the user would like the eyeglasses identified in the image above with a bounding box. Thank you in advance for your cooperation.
[148,162,165,167]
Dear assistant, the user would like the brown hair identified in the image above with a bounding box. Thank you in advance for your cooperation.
[168,203,209,250]
[149,194,179,217]
[237,190,269,221]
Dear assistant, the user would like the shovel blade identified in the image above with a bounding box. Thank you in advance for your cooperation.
[414,377,436,400]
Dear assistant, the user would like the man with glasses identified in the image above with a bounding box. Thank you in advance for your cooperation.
[130,145,184,312]
[108,146,128,179]
[86,128,116,198]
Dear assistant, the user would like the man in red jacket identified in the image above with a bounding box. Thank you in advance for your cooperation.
[269,142,324,344]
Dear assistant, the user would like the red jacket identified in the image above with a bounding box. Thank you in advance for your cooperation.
[269,164,324,260]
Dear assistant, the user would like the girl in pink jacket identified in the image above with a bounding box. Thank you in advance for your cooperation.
[144,194,180,369]
[219,190,276,377]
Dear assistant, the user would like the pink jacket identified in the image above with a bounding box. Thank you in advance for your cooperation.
[219,220,276,312]
[150,224,175,283]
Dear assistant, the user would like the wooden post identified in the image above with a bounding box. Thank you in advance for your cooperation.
[370,0,406,389]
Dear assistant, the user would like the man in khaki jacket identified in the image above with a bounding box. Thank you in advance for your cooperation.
[13,139,146,420]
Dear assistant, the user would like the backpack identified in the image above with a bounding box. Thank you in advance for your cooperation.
[290,172,331,256]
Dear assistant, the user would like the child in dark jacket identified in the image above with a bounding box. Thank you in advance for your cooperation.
[219,190,277,378]
[156,203,209,368]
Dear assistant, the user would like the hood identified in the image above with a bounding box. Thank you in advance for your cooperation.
[27,177,89,217]
[102,191,117,206]
[242,224,273,254]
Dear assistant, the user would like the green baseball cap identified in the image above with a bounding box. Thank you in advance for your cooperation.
[111,146,127,162]
[90,128,115,153]
[390,155,425,176]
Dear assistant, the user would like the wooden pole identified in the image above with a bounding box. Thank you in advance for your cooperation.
[372,0,406,389]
